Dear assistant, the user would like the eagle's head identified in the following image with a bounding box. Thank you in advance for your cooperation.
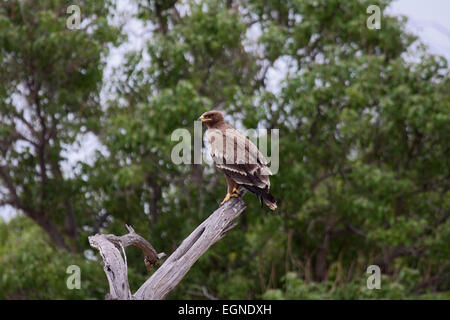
[198,110,224,128]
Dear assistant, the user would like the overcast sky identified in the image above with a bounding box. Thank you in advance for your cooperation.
[1,0,449,222]
[389,0,450,59]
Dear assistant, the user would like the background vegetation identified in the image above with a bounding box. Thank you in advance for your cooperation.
[0,0,449,299]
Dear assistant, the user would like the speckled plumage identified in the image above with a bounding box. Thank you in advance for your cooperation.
[199,110,277,210]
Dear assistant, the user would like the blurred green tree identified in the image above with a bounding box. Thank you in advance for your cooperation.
[0,0,121,251]
[98,0,448,299]
[0,0,448,299]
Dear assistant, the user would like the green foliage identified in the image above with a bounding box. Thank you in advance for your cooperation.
[0,216,107,299]
[1,0,449,299]
[0,0,122,251]
[262,271,450,300]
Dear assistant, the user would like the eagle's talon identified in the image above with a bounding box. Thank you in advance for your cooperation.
[231,187,241,196]
[220,193,232,206]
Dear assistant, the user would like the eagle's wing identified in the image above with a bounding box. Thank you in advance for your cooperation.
[206,127,272,189]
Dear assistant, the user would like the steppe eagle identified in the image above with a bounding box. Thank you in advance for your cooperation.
[198,110,277,210]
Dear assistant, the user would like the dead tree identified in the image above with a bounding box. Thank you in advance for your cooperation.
[88,195,247,300]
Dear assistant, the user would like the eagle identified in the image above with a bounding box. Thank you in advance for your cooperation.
[198,110,277,210]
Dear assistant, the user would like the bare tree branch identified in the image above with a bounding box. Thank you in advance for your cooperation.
[89,195,247,300]
[104,224,166,271]
[88,234,132,300]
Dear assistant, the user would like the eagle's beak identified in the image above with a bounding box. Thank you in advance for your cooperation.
[198,115,211,122]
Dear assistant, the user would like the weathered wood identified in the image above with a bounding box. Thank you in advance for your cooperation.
[89,195,247,300]
[88,225,166,299]
[134,196,247,300]
[88,234,132,300]
[104,225,166,271]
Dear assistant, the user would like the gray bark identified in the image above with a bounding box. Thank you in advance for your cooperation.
[88,195,247,300]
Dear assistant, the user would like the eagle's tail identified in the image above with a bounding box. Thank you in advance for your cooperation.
[264,198,277,211]
[242,185,277,211]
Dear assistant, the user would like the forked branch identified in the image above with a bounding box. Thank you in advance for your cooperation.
[88,195,247,300]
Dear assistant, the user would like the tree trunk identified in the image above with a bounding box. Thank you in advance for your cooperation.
[34,215,70,252]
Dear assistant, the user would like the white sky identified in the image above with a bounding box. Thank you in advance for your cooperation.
[1,0,449,222]
[388,0,450,60]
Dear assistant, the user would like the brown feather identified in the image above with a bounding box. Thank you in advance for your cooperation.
[200,110,277,210]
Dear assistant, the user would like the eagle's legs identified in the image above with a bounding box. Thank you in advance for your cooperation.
[221,175,240,205]
[220,193,232,205]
